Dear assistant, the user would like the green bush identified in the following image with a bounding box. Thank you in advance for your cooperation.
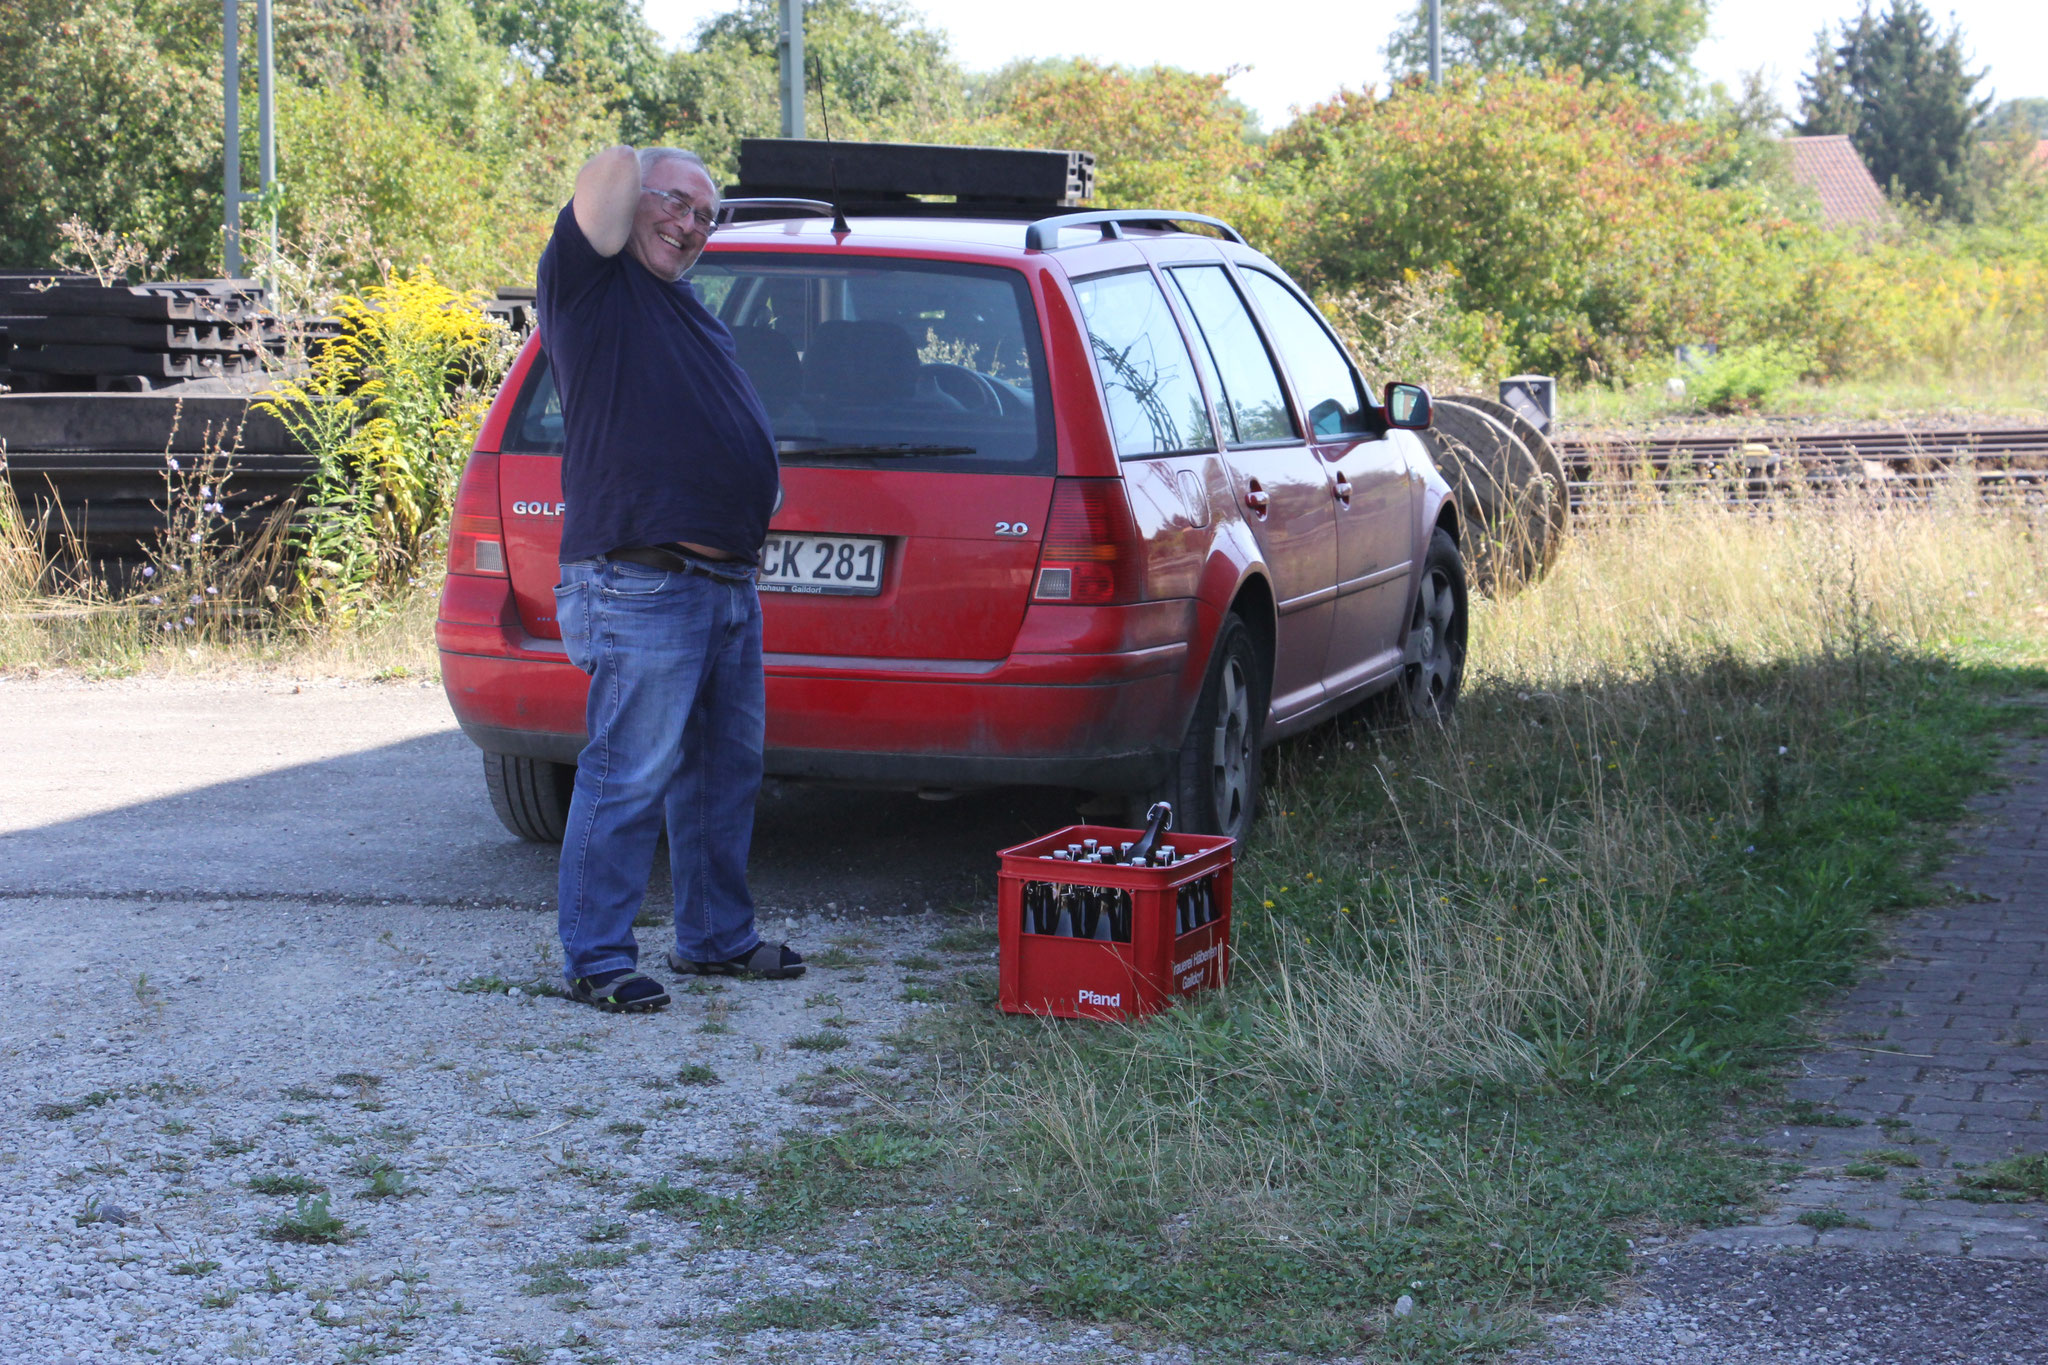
[1690,342,1814,414]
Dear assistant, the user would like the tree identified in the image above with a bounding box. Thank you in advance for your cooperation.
[1983,98,2048,141]
[1796,0,1990,215]
[1266,72,1815,378]
[646,0,966,179]
[1384,0,1709,111]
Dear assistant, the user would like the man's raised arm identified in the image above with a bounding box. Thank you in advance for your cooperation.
[572,145,641,257]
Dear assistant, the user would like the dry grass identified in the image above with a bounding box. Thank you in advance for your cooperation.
[0,473,438,681]
[888,484,2048,1352]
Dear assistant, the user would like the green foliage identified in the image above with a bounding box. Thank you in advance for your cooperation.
[1269,73,1807,379]
[262,270,512,622]
[1690,342,1813,414]
[970,61,1283,244]
[1796,0,1991,216]
[0,0,223,270]
[1984,97,2048,140]
[1386,0,1709,111]
[265,1193,350,1243]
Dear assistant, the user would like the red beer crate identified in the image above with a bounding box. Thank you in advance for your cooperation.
[996,823,1235,1022]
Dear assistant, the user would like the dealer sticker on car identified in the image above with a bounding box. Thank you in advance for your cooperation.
[759,534,887,596]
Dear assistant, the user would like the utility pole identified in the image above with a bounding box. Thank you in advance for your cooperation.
[1428,0,1443,85]
[221,0,276,280]
[778,0,805,138]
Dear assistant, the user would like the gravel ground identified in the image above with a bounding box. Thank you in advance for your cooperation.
[0,893,1205,1364]
[1511,1244,2048,1364]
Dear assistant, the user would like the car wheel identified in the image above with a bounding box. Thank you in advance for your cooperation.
[1158,614,1265,842]
[1396,528,1468,723]
[483,751,574,843]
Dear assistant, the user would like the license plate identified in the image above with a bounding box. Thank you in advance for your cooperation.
[759,534,887,596]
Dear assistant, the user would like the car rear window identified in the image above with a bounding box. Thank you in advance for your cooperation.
[503,255,1054,475]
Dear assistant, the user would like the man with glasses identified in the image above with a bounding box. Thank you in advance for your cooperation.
[536,144,804,1013]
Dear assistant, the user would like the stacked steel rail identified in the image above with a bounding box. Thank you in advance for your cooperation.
[1555,428,2048,510]
[0,273,275,391]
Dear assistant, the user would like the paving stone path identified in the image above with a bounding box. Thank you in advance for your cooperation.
[1695,736,2048,1259]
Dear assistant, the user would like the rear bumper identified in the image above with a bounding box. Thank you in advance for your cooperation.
[437,585,1195,792]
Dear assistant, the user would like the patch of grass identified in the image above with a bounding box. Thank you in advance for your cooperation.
[158,1118,193,1135]
[1843,1161,1890,1179]
[803,991,841,1008]
[729,492,2048,1355]
[898,984,945,1004]
[518,1268,589,1297]
[346,1154,397,1178]
[674,1063,720,1086]
[696,1291,879,1332]
[696,1019,733,1035]
[200,1289,240,1309]
[681,979,727,996]
[812,946,874,970]
[264,1194,349,1244]
[1861,1149,1921,1168]
[929,924,998,954]
[894,954,941,972]
[604,1121,646,1138]
[205,1136,258,1158]
[490,1102,540,1119]
[624,1176,704,1213]
[34,1091,115,1120]
[1795,1207,1872,1231]
[787,1031,851,1053]
[1776,1103,1862,1128]
[583,1217,630,1243]
[360,1169,423,1199]
[280,1085,333,1102]
[1955,1152,2048,1203]
[248,1173,325,1196]
[171,1259,222,1276]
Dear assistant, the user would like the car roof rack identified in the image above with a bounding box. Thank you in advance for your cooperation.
[1024,210,1247,251]
[717,197,849,232]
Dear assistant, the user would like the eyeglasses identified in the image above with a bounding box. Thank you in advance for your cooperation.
[641,187,718,232]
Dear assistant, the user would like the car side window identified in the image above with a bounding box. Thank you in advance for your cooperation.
[1072,270,1217,459]
[1241,269,1376,439]
[506,350,565,454]
[1165,265,1297,446]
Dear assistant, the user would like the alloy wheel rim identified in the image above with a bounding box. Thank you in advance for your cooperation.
[1211,654,1252,832]
[1409,568,1461,714]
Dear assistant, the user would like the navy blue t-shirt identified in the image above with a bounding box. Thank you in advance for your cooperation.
[536,203,778,564]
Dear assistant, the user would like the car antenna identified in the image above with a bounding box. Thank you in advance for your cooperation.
[811,52,851,235]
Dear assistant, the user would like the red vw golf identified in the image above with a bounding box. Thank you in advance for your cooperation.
[437,145,1466,845]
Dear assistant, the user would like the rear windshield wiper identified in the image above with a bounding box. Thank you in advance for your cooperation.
[777,441,978,459]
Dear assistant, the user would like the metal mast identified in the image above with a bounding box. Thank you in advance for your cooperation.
[1428,0,1443,85]
[778,0,805,138]
[221,0,276,278]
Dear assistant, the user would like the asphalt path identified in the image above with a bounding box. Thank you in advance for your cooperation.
[0,674,1078,915]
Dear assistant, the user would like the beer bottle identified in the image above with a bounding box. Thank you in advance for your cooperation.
[1128,801,1172,865]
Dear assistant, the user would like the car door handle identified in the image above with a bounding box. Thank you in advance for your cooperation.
[1244,480,1270,514]
[1333,478,1353,502]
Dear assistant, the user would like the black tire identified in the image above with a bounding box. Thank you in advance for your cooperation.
[483,750,575,843]
[1393,528,1468,723]
[1138,614,1266,842]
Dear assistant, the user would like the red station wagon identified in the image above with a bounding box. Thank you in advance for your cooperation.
[437,143,1467,845]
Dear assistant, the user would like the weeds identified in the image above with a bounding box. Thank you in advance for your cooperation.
[787,1031,850,1053]
[265,1195,349,1244]
[674,1064,720,1086]
[248,1174,325,1196]
[1955,1153,2048,1203]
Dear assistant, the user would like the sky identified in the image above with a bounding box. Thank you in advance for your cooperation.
[637,0,2047,134]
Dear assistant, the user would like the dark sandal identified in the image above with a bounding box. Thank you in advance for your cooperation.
[568,969,671,1012]
[666,942,806,980]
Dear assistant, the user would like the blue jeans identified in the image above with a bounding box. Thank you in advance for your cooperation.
[553,556,766,981]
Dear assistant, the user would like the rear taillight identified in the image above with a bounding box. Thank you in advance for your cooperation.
[1033,477,1142,605]
[447,452,506,576]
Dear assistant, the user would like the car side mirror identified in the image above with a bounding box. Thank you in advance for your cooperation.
[1383,382,1432,430]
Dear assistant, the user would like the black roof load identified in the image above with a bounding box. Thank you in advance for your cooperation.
[728,140,1094,221]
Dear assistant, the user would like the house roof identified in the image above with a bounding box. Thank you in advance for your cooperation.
[1784,135,1890,227]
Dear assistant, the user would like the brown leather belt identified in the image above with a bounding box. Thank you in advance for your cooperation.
[605,545,753,578]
